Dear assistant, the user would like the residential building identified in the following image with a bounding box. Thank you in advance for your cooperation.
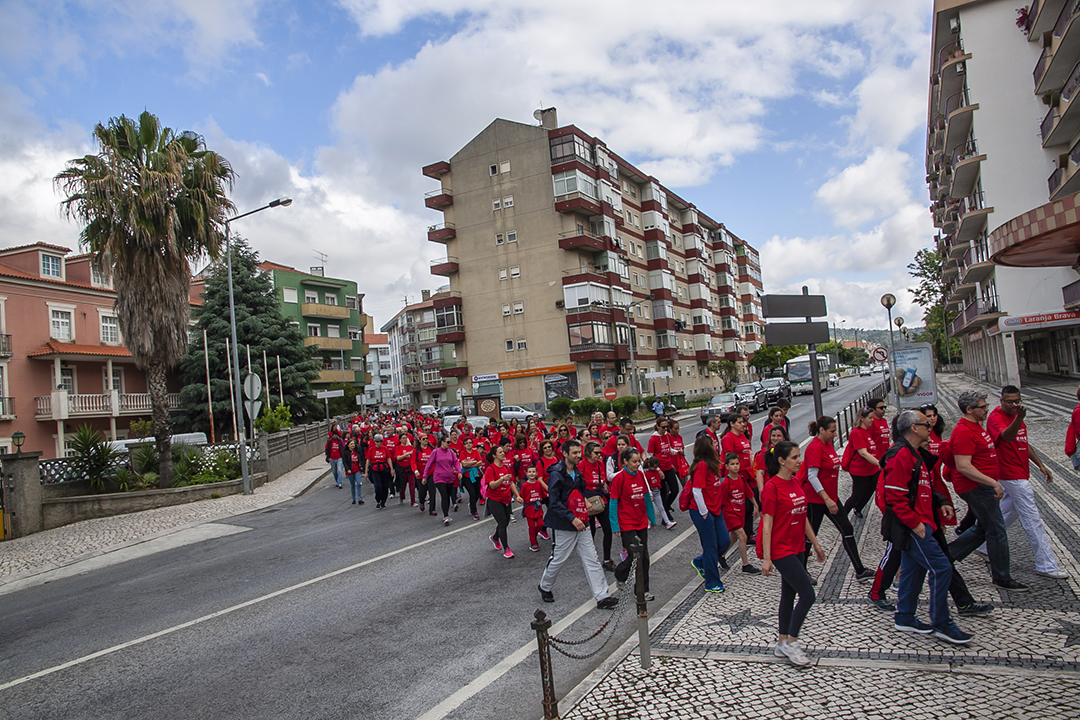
[421,108,762,410]
[0,242,180,458]
[362,333,392,409]
[258,262,371,390]
[380,290,463,409]
[929,0,1080,384]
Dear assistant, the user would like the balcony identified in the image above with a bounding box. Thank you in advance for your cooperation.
[1035,1,1080,94]
[439,362,469,378]
[436,324,465,344]
[301,302,350,319]
[947,280,977,307]
[956,192,993,245]
[0,396,13,418]
[423,376,447,389]
[422,161,451,179]
[656,347,678,361]
[1051,136,1080,200]
[949,142,984,199]
[34,392,181,420]
[960,244,995,285]
[431,290,462,308]
[0,334,10,357]
[948,296,1005,336]
[938,44,970,104]
[569,342,629,363]
[430,256,459,276]
[1065,278,1080,309]
[314,369,355,384]
[1045,63,1080,147]
[558,229,607,252]
[304,336,352,351]
[554,191,602,218]
[424,188,453,209]
[1032,1,1070,38]
[943,88,977,154]
[427,222,456,243]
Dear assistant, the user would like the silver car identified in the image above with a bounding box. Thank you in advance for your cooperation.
[700,392,738,425]
[500,405,535,422]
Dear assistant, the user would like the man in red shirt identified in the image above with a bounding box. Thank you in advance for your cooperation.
[885,410,972,644]
[947,391,1026,591]
[986,386,1067,579]
[868,398,891,461]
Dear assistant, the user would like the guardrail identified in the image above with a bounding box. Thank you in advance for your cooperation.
[834,379,890,446]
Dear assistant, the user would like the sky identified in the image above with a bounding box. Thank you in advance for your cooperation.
[0,0,935,333]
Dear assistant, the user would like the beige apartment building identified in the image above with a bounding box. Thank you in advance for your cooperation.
[420,109,762,411]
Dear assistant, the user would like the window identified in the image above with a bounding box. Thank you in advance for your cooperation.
[553,170,596,198]
[91,264,110,287]
[493,198,501,211]
[103,367,123,393]
[502,303,511,317]
[677,366,683,378]
[496,233,505,245]
[506,230,517,243]
[435,305,462,329]
[348,326,360,340]
[499,268,508,281]
[327,325,341,338]
[646,335,653,348]
[549,134,595,164]
[59,367,75,393]
[503,196,514,208]
[517,337,527,350]
[305,291,318,304]
[422,369,441,383]
[283,287,298,303]
[51,310,72,340]
[638,333,645,348]
[323,294,337,306]
[42,254,62,278]
[100,315,119,344]
[379,361,391,370]
[512,301,524,315]
[509,266,520,278]
[490,164,499,176]
[506,339,514,352]
[307,324,320,337]
[345,295,358,310]
[500,161,511,174]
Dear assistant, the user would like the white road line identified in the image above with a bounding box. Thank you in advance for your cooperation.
[415,525,697,720]
[0,517,493,693]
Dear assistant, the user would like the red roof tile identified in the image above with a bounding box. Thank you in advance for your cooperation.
[0,242,74,255]
[28,341,133,358]
[0,262,103,291]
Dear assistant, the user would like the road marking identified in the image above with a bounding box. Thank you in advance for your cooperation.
[0,517,493,692]
[415,525,697,720]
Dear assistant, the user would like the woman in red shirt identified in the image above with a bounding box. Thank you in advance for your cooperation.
[647,417,680,520]
[580,441,613,570]
[513,435,538,483]
[759,441,826,667]
[755,425,789,495]
[841,409,881,519]
[609,448,657,600]
[459,437,484,520]
[536,440,560,481]
[484,446,521,559]
[800,416,874,581]
[365,434,393,509]
[688,435,730,593]
[393,435,418,506]
[415,434,435,514]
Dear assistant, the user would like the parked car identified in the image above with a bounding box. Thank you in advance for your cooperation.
[731,382,767,412]
[437,405,460,418]
[418,405,438,417]
[759,377,791,403]
[700,393,738,425]
[442,414,462,432]
[500,405,534,422]
[464,415,495,431]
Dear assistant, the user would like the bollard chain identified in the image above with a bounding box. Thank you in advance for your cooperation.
[547,558,636,661]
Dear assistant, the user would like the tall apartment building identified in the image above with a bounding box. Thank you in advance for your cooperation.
[930,0,1080,384]
[380,289,463,409]
[421,109,762,410]
[362,333,392,409]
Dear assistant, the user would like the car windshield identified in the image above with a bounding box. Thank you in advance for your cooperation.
[761,379,781,387]
[735,384,756,393]
[710,394,736,405]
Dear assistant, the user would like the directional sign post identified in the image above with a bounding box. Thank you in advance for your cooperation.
[242,373,262,401]
[762,287,829,418]
[244,399,262,425]
[316,389,345,421]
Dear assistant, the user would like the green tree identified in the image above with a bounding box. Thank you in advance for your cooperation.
[907,247,963,365]
[55,111,235,487]
[748,345,804,374]
[172,238,321,437]
[707,359,737,389]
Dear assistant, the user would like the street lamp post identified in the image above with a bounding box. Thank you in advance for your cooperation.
[225,197,292,495]
[880,294,899,410]
[595,293,654,400]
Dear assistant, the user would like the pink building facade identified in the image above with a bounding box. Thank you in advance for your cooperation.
[0,242,178,458]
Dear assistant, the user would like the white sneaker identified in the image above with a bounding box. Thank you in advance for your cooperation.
[780,639,811,667]
[1038,569,1069,579]
[772,642,786,658]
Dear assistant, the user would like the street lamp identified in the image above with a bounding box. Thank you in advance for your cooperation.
[880,294,899,410]
[594,293,654,400]
[225,197,293,494]
[11,430,24,455]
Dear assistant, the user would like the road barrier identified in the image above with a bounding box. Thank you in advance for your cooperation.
[833,379,890,445]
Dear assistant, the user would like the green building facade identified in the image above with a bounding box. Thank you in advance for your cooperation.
[259,261,371,390]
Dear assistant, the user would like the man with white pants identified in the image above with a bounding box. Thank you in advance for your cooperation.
[985,386,1068,580]
[538,439,619,609]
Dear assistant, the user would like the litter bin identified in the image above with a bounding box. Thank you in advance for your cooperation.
[672,393,687,409]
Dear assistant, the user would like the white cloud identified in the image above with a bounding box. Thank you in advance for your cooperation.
[255,72,271,86]
[815,148,916,228]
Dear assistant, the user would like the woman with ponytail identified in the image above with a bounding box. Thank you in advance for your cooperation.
[688,435,731,593]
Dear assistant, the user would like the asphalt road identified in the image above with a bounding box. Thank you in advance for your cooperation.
[0,375,883,720]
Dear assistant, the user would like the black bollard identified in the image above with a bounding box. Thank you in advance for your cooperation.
[532,609,560,719]
[629,536,650,669]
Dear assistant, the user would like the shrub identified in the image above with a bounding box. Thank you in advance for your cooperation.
[128,418,152,439]
[547,397,574,418]
[131,443,160,476]
[170,443,202,486]
[571,397,601,419]
[613,396,639,418]
[69,425,123,492]
[255,404,293,434]
[200,447,241,481]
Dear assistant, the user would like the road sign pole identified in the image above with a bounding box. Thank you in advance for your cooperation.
[804,286,824,419]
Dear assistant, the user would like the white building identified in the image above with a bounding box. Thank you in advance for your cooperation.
[929,0,1080,385]
[362,333,392,410]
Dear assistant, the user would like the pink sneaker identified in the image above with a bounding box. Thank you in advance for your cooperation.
[490,534,502,551]
[503,547,515,559]
[537,530,550,540]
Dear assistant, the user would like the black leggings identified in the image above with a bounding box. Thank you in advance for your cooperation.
[614,528,650,592]
[661,469,680,513]
[488,500,511,547]
[774,553,816,638]
[417,476,433,510]
[588,497,613,562]
[437,483,453,518]
[370,470,392,507]
[463,476,481,515]
[844,472,878,516]
[806,502,866,573]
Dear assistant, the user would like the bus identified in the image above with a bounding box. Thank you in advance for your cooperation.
[786,354,830,395]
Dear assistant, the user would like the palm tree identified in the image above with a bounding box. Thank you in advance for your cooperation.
[55,111,235,487]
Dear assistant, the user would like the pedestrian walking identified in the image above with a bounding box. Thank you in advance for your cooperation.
[484,446,520,557]
[721,413,755,540]
[610,448,656,601]
[720,451,760,574]
[342,437,365,505]
[687,435,732,593]
[580,441,613,568]
[520,465,548,551]
[841,408,880,519]
[325,429,345,489]
[648,417,681,518]
[424,436,462,526]
[1065,385,1080,470]
[459,437,484,520]
[365,434,393,509]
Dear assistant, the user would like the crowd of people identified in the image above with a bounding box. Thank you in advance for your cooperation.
[324,384,1071,668]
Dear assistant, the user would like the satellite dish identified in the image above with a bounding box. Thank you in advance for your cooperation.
[533,109,544,123]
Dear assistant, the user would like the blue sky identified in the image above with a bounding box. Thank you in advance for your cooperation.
[0,0,935,330]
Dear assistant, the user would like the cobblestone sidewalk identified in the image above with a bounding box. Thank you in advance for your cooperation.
[0,454,329,586]
[561,373,1080,720]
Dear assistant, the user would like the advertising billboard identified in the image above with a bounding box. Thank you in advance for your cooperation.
[893,343,938,408]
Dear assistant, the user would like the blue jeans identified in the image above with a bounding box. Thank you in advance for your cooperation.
[347,472,363,502]
[329,458,343,487]
[948,484,1011,583]
[896,525,953,630]
[689,509,730,587]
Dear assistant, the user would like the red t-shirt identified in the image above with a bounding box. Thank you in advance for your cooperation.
[759,422,784,446]
[365,444,390,467]
[600,424,620,437]
[847,426,880,476]
[799,437,840,504]
[690,461,724,515]
[567,489,589,524]
[609,469,651,531]
[394,444,414,468]
[520,480,545,518]
[385,435,400,451]
[871,417,891,460]
[603,433,643,457]
[884,444,936,531]
[986,407,1029,480]
[459,448,483,479]
[513,448,538,479]
[537,455,560,480]
[720,432,753,485]
[484,463,514,504]
[644,468,664,491]
[647,433,675,470]
[416,446,433,476]
[720,475,750,531]
[948,417,998,494]
[758,475,808,562]
[578,458,604,493]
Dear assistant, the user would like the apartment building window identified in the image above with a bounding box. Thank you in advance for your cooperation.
[502,303,511,317]
[100,315,120,344]
[305,291,318,303]
[307,324,320,337]
[517,337,527,350]
[500,161,511,174]
[51,310,72,341]
[348,326,360,340]
[496,233,505,245]
[550,134,595,164]
[503,196,514,208]
[569,322,612,346]
[42,254,62,278]
[418,327,437,342]
[493,198,501,211]
[327,325,341,338]
[435,305,462,329]
[499,268,508,281]
[506,230,517,243]
[509,266,520,278]
[646,335,653,348]
[638,333,646,348]
[323,294,337,306]
[283,287,298,303]
[553,170,596,198]
[489,164,499,176]
[90,264,110,287]
[512,301,524,314]
[59,367,75,394]
[677,366,682,378]
[505,339,514,352]
[345,295,358,310]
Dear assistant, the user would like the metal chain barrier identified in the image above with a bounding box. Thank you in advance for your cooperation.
[546,558,637,660]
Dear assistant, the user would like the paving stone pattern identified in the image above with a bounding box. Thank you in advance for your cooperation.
[565,373,1080,719]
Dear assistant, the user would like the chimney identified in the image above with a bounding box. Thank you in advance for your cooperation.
[421,289,431,301]
[309,266,324,277]
[540,107,558,130]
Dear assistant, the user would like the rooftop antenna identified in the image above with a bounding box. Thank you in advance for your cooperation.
[314,250,328,265]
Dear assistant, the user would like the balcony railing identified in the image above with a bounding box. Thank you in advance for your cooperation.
[1036,46,1054,89]
[1065,278,1080,308]
[0,334,11,357]
[1050,165,1066,196]
[1042,105,1061,143]
[34,392,181,418]
[0,396,13,417]
[937,41,965,73]
[959,191,986,217]
[945,87,973,116]
[1054,0,1080,38]
[949,295,1001,335]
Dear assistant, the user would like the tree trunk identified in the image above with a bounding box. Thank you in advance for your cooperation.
[148,361,174,488]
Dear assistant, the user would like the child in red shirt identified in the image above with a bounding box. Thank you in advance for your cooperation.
[720,452,760,574]
[519,466,549,551]
[643,456,676,529]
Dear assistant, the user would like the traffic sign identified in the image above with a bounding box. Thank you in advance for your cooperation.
[603,387,618,401]
[242,373,262,400]
[244,399,262,422]
[761,293,827,319]
[763,321,830,346]
[317,389,345,399]
[872,346,889,362]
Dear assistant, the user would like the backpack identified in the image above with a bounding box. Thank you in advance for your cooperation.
[678,469,697,512]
